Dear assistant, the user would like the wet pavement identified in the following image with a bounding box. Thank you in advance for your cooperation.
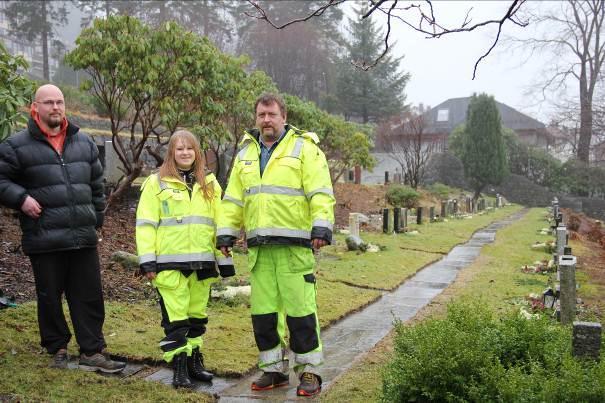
[145,210,527,401]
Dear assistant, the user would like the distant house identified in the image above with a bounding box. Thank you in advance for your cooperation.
[424,97,551,150]
[359,96,552,184]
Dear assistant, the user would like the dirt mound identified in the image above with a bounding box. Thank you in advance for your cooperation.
[0,206,146,304]
[565,209,605,244]
[334,183,387,227]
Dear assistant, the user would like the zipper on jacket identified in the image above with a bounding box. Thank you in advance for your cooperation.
[53,138,79,248]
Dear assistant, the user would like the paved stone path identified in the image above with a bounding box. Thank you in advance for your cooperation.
[145,209,527,401]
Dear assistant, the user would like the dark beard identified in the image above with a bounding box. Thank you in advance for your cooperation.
[46,117,62,129]
[261,130,277,143]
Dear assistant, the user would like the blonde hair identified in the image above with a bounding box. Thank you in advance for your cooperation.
[159,130,213,200]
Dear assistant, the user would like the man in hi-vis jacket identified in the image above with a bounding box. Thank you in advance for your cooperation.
[217,93,335,397]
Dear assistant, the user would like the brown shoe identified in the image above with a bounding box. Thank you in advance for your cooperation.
[79,351,126,374]
[50,348,68,369]
[251,371,289,391]
[296,372,321,397]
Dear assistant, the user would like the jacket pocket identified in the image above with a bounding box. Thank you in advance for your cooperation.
[241,163,259,190]
[279,157,301,170]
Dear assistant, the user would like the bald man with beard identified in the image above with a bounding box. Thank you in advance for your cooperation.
[0,84,125,373]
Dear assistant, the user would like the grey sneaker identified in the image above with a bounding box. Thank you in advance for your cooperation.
[79,351,126,374]
[251,371,289,391]
[50,348,68,369]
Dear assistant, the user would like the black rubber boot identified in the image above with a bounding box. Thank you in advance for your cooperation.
[187,347,213,382]
[172,352,193,389]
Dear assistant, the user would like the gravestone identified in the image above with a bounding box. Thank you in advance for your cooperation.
[559,253,577,325]
[429,206,435,222]
[573,322,602,362]
[393,208,401,233]
[417,207,423,225]
[440,201,447,218]
[383,208,390,233]
[556,226,567,261]
[349,213,360,238]
[401,208,408,230]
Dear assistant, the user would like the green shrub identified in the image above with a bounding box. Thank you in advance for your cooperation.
[59,84,108,116]
[386,185,419,208]
[427,182,455,200]
[381,302,605,402]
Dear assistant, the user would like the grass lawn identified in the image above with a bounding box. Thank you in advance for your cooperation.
[0,204,522,401]
[322,207,590,402]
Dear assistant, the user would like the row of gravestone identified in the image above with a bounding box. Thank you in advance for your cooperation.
[379,195,504,234]
[547,198,602,362]
[345,195,505,250]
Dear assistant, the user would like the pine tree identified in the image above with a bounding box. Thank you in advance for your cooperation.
[336,5,409,123]
[236,0,344,104]
[3,1,68,80]
[461,93,508,200]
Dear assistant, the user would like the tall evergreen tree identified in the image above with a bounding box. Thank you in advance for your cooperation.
[336,5,409,123]
[77,1,237,52]
[461,93,508,200]
[3,1,68,80]
[236,0,344,104]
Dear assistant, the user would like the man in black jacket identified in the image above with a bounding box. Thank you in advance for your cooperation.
[0,84,125,373]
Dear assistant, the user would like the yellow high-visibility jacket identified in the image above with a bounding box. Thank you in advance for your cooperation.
[216,125,335,248]
[136,172,234,278]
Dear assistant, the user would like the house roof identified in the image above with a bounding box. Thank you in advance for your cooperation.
[423,97,545,134]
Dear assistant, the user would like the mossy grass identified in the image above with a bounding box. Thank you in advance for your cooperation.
[0,302,211,402]
[0,204,521,399]
[323,207,603,401]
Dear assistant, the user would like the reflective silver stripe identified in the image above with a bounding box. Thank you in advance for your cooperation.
[156,253,216,263]
[159,216,215,227]
[238,143,251,160]
[217,256,234,266]
[294,350,323,367]
[217,227,240,237]
[136,219,158,228]
[158,340,173,347]
[290,137,304,158]
[223,194,244,207]
[159,179,167,190]
[245,185,305,197]
[247,228,311,239]
[312,219,334,231]
[306,187,334,199]
[259,345,285,370]
[139,253,156,264]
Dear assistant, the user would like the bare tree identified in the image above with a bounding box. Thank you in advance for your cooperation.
[244,0,528,78]
[376,112,439,189]
[514,1,605,164]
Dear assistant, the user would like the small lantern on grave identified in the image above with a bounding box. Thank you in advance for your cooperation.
[542,287,556,309]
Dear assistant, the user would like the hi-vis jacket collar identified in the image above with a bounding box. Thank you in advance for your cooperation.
[242,125,319,147]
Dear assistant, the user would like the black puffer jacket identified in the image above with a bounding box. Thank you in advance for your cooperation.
[0,118,105,255]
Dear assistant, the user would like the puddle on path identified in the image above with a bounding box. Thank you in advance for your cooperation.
[145,210,527,401]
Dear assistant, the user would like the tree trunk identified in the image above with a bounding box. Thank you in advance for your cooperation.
[41,1,49,80]
[104,165,142,212]
[144,145,163,167]
[577,67,592,163]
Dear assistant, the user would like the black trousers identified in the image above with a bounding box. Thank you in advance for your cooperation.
[29,248,106,355]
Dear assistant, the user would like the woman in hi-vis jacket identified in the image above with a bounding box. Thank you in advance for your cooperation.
[136,130,235,388]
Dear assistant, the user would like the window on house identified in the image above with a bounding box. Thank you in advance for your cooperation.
[437,109,449,122]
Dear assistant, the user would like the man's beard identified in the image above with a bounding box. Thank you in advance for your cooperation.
[45,116,62,129]
[261,127,278,142]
